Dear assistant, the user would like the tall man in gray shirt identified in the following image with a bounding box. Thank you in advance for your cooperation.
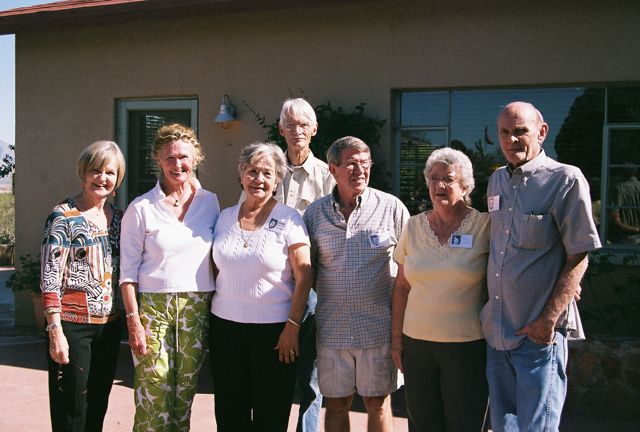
[482,102,601,431]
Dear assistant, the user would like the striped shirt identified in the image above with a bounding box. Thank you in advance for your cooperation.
[482,151,601,351]
[303,187,409,349]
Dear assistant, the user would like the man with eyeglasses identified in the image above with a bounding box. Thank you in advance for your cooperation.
[242,98,334,432]
[482,101,601,431]
[304,136,409,432]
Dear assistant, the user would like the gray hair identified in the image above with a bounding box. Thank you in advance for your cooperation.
[238,142,288,184]
[279,98,317,127]
[424,147,475,205]
[326,136,371,166]
[77,141,126,189]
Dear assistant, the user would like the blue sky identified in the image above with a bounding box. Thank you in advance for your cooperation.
[0,1,57,148]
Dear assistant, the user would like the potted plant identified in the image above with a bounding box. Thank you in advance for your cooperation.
[6,254,43,330]
[0,233,15,266]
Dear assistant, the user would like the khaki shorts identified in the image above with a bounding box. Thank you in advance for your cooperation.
[317,343,399,398]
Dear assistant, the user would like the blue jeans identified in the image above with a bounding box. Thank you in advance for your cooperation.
[296,313,322,432]
[486,331,568,432]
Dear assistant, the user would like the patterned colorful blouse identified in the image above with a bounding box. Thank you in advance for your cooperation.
[41,198,122,324]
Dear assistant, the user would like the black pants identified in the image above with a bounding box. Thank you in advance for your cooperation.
[402,335,488,432]
[209,314,297,432]
[46,319,121,432]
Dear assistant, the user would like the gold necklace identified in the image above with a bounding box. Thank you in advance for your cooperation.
[239,217,258,248]
[170,186,190,207]
[238,199,275,248]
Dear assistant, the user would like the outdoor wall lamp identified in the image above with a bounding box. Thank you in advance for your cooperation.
[214,95,237,129]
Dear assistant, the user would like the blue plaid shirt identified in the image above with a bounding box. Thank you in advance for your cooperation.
[303,187,409,349]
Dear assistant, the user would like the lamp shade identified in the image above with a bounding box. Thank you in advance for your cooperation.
[214,95,236,128]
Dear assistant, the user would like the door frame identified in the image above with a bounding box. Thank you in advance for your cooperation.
[115,98,198,209]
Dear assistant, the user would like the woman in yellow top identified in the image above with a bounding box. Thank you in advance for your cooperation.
[391,147,489,432]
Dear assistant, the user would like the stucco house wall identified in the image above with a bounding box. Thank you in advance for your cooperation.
[12,0,640,260]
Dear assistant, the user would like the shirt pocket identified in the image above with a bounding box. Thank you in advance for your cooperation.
[512,211,558,250]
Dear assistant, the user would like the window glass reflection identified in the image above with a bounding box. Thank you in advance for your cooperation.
[401,92,449,127]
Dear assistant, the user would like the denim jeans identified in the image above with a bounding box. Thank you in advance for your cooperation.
[296,313,322,432]
[486,330,568,432]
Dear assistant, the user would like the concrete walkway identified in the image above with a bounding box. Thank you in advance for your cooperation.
[0,267,409,431]
[0,266,635,431]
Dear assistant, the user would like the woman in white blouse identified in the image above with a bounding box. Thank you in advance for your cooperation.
[210,142,312,431]
[391,148,489,432]
[120,124,220,431]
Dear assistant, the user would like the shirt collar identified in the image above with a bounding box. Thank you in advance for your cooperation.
[152,177,202,199]
[330,186,369,212]
[288,150,316,175]
[507,149,547,177]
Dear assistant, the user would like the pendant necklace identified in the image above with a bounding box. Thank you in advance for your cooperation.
[239,216,258,248]
[170,186,189,207]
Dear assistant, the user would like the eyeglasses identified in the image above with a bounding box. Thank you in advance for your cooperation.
[284,122,313,131]
[343,159,373,171]
[429,175,457,186]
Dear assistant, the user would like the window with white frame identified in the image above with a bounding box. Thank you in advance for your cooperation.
[394,85,640,249]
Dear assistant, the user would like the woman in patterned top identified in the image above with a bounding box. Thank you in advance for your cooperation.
[41,140,126,432]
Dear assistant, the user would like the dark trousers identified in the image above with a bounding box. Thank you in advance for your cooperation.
[47,319,121,432]
[209,314,297,432]
[403,335,488,432]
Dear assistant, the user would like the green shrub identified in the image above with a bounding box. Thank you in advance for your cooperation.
[0,193,15,244]
[244,100,390,192]
[6,254,41,294]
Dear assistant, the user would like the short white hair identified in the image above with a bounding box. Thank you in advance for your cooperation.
[279,98,317,127]
[424,147,475,205]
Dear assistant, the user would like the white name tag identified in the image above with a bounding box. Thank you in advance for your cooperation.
[449,234,473,248]
[267,218,285,234]
[369,232,392,248]
[488,195,500,212]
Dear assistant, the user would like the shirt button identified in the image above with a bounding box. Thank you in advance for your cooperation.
[508,207,512,211]
[513,185,516,189]
[495,295,499,300]
[495,273,499,277]
[500,251,504,255]
[505,230,509,234]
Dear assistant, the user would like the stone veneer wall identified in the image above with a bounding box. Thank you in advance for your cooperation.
[567,337,640,416]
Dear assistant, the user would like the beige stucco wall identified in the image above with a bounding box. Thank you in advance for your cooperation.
[13,0,640,261]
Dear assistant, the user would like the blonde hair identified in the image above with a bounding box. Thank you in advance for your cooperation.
[77,141,126,188]
[151,123,204,170]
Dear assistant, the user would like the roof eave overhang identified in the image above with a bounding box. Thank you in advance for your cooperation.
[0,0,365,35]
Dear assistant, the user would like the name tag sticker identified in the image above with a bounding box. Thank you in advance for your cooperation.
[449,234,473,248]
[488,195,500,212]
[267,218,285,234]
[369,232,392,248]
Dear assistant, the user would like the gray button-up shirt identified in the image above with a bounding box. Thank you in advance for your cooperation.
[303,187,410,349]
[481,151,601,351]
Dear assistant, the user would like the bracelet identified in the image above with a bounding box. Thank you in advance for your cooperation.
[287,317,301,328]
[46,322,60,332]
[44,307,62,315]
[125,312,138,319]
